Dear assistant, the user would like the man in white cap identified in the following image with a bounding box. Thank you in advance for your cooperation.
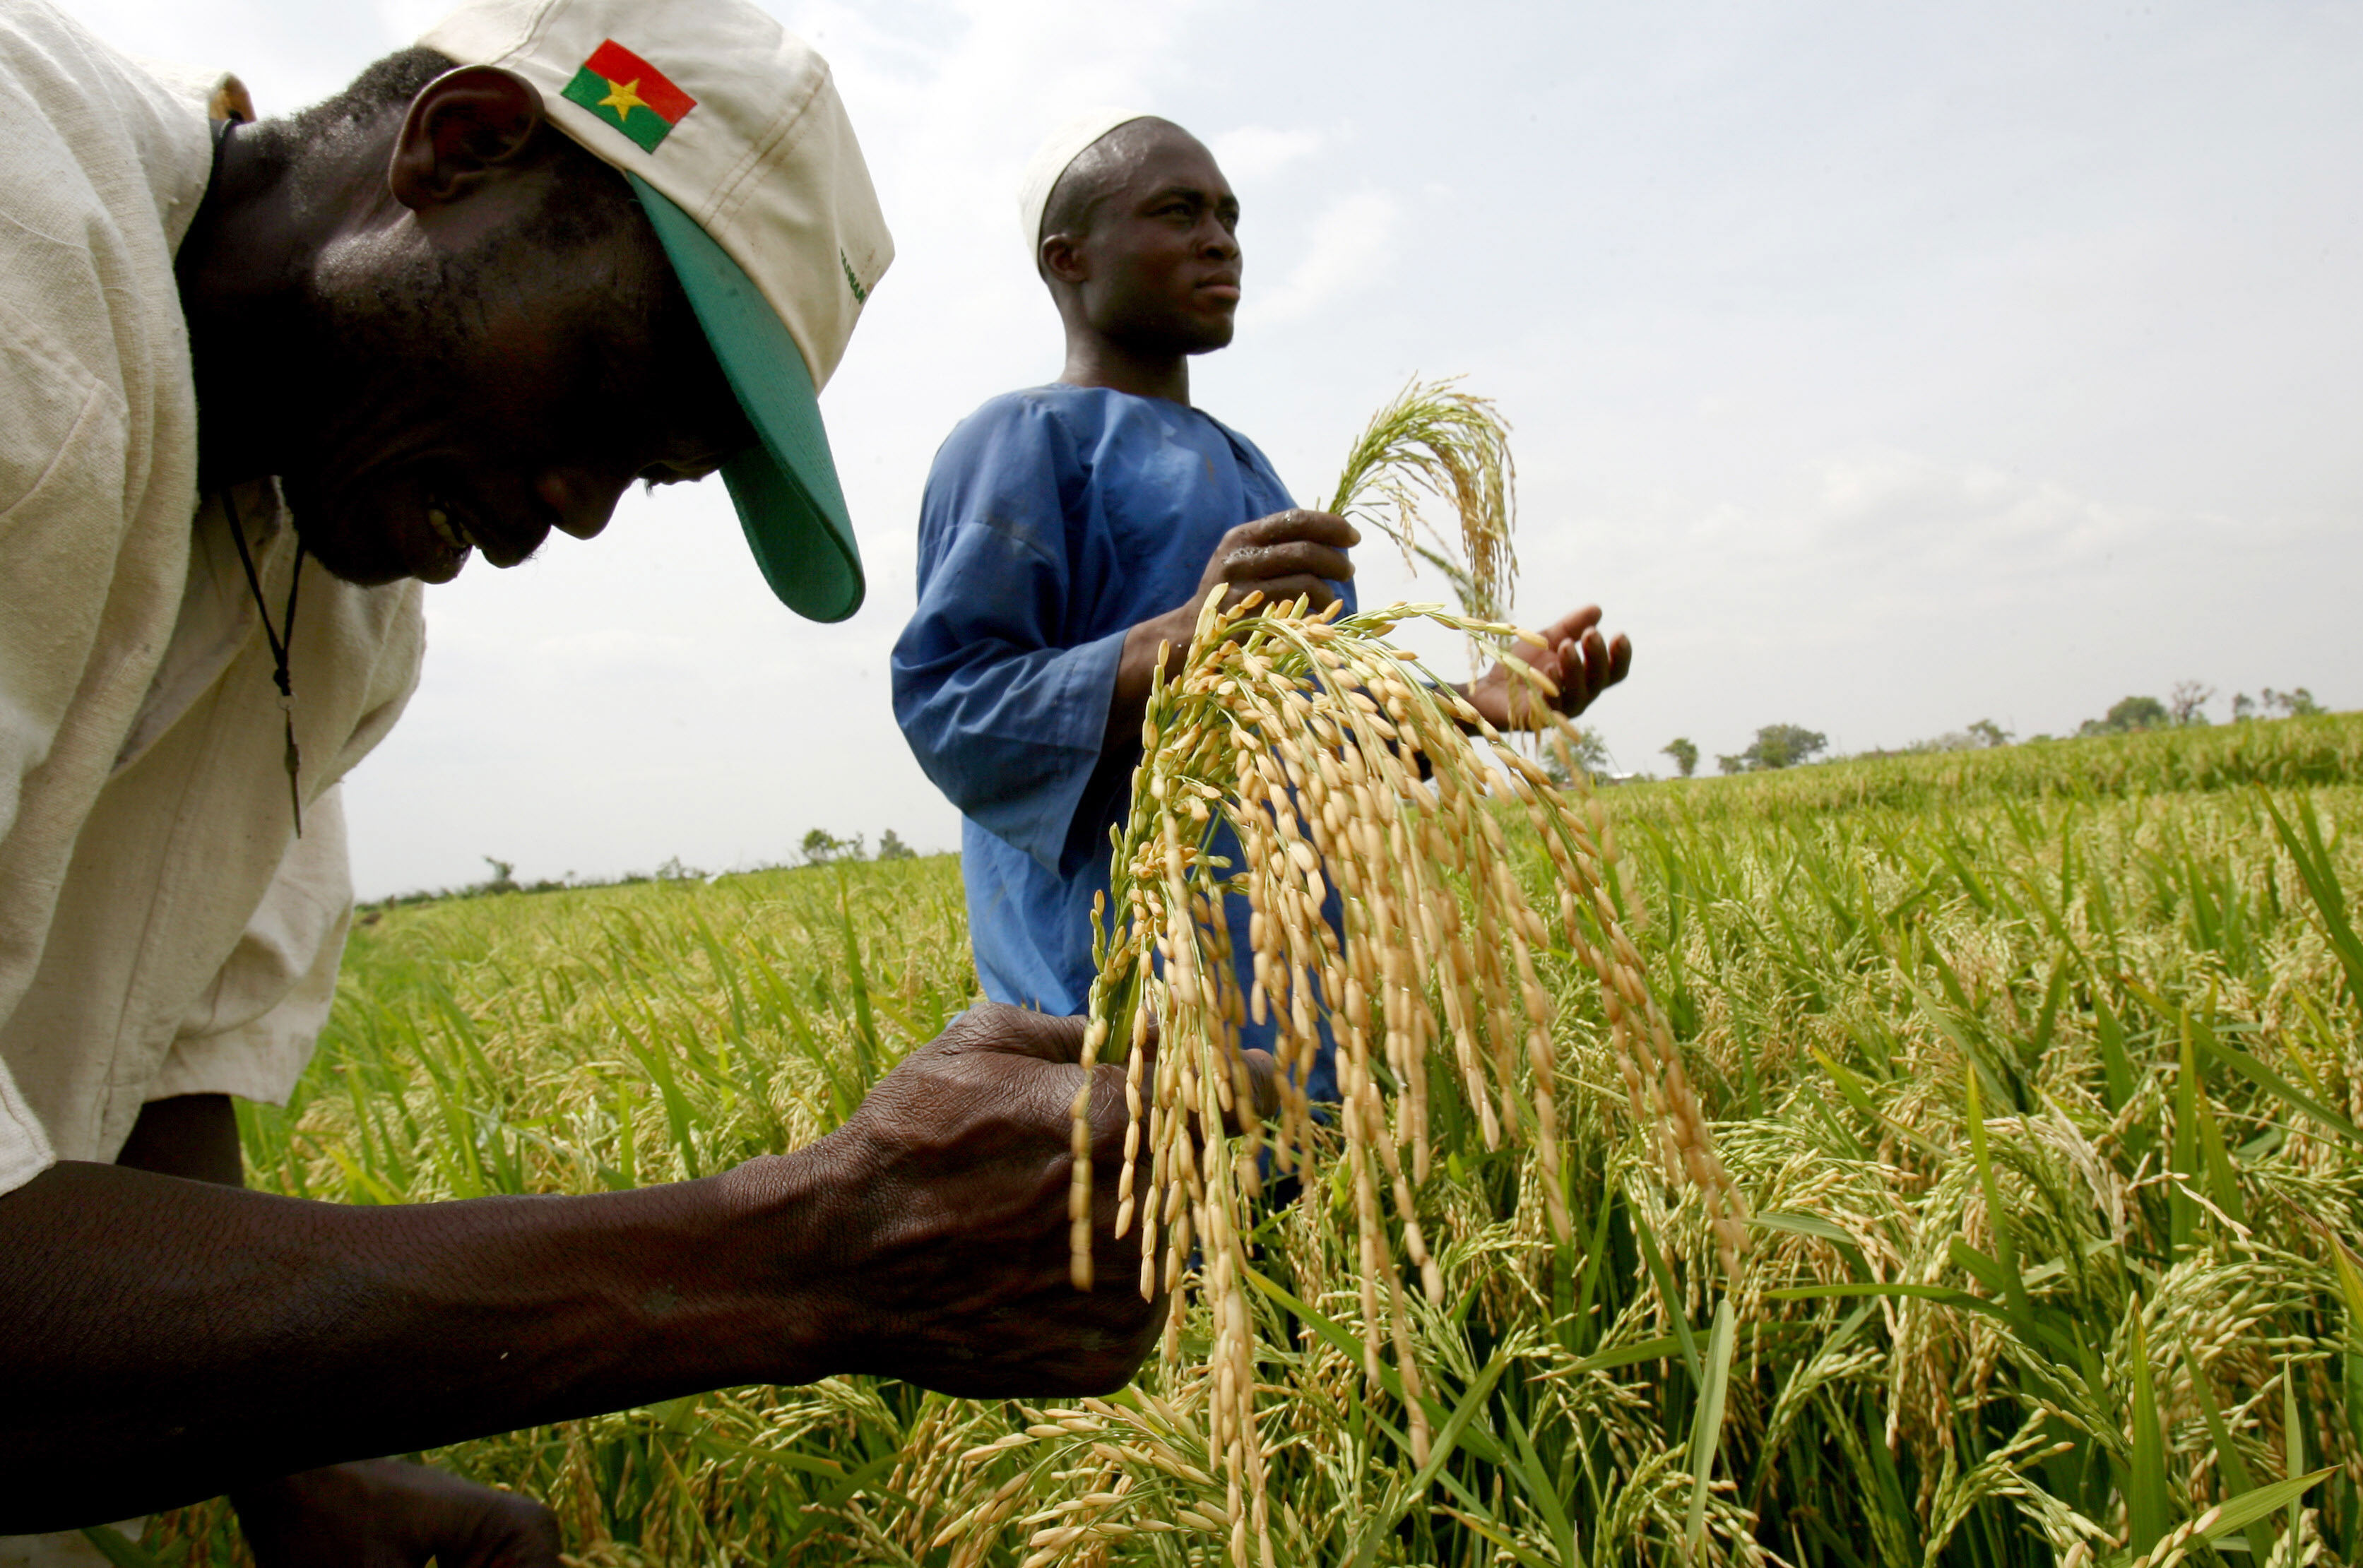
[0,4,1212,1560]
[893,116,1633,1088]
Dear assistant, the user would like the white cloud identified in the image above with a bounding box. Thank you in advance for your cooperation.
[1209,124,1329,184]
[1246,189,1402,327]
[1806,449,2146,578]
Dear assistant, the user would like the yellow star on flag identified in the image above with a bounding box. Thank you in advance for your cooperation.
[562,42,697,153]
[597,76,649,121]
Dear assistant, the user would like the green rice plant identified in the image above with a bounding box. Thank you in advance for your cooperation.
[136,713,2363,1566]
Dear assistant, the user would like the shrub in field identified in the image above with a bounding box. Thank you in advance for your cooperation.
[141,715,2363,1567]
[1719,723,1830,774]
[2082,695,2172,737]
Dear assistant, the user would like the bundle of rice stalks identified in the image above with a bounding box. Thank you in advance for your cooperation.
[1327,377,1517,670]
[1071,586,1746,1567]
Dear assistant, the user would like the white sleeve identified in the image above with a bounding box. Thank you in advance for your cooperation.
[0,1054,56,1196]
[0,202,131,1200]
[149,787,354,1107]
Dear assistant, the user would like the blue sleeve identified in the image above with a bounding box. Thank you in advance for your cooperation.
[892,399,1125,879]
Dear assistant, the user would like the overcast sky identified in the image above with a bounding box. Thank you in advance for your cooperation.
[69,0,2363,896]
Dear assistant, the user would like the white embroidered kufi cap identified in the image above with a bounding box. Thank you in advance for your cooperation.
[1017,109,1157,266]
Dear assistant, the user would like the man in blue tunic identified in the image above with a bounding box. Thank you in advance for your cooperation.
[892,114,1631,1087]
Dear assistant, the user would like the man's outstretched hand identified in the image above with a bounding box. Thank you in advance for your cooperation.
[726,1003,1277,1398]
[1460,604,1633,730]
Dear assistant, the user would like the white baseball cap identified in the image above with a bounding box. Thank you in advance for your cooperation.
[421,0,894,622]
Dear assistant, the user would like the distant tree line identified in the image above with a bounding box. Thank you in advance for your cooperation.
[1645,677,2328,785]
[362,830,932,913]
[800,827,919,865]
[2058,682,2320,740]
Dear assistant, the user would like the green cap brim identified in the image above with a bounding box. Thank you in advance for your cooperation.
[629,174,865,622]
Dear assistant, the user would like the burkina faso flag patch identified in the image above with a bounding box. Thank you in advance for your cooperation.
[562,40,696,153]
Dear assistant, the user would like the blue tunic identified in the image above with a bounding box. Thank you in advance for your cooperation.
[892,385,1352,1087]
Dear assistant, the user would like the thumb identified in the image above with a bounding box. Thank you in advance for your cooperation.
[1238,1047,1280,1126]
[1540,605,1605,646]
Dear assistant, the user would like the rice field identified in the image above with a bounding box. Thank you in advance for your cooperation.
[138,711,2363,1567]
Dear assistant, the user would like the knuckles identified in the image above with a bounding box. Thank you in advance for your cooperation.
[793,1006,1171,1398]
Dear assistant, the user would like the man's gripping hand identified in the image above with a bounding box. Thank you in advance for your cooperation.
[1192,509,1358,618]
[730,1004,1274,1398]
[1113,510,1357,730]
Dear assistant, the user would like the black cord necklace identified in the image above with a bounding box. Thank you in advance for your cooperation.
[221,485,305,836]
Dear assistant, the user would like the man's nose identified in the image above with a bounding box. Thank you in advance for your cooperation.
[536,470,625,541]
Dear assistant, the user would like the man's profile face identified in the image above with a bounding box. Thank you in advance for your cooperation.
[275,129,753,587]
[1065,126,1241,357]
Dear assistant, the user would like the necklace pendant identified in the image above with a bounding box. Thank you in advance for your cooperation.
[283,717,304,838]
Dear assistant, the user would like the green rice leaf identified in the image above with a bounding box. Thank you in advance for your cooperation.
[1631,1208,1703,1382]
[2285,1359,2306,1546]
[1686,1295,1739,1550]
[2331,1241,2363,1447]
[76,1529,160,1568]
[1766,1282,2018,1326]
[1240,1266,1512,1470]
[2204,1466,2337,1542]
[2184,1341,2258,1499]
[1575,1335,1686,1373]
[2092,990,2137,1116]
[2189,1030,2363,1147]
[2126,1299,2172,1556]
[2170,1019,2200,1261]
[2261,789,2363,1020]
[1965,1071,2034,1324]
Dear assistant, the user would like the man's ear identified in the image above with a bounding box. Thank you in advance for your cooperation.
[1039,231,1092,288]
[387,66,548,213]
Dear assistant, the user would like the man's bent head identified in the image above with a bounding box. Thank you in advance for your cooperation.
[1033,118,1240,360]
[184,0,892,620]
[208,52,751,588]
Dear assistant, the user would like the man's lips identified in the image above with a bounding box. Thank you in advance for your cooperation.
[422,494,543,571]
[425,501,471,554]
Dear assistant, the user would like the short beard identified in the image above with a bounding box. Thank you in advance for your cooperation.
[272,241,466,585]
[244,102,655,584]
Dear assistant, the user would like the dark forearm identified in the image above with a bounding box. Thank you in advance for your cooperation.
[1092,609,1200,815]
[1106,608,1192,754]
[0,1154,832,1529]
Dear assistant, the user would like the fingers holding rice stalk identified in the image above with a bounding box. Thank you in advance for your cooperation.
[1067,581,1747,1566]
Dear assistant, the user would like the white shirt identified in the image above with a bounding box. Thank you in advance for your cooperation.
[0,0,426,1196]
